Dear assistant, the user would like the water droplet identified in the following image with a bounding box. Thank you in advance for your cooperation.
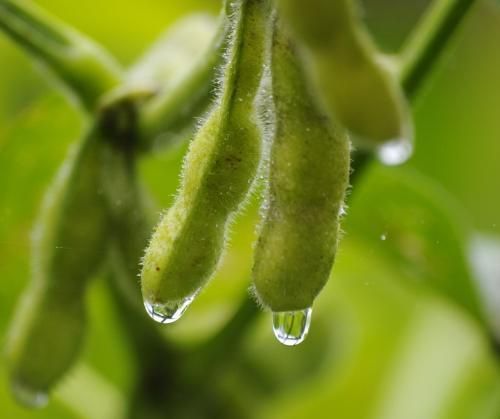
[272,308,312,346]
[377,137,413,166]
[11,379,48,409]
[381,233,387,241]
[144,294,196,324]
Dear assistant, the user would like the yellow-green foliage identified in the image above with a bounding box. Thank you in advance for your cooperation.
[141,0,270,304]
[0,0,122,110]
[252,18,351,312]
[275,0,411,146]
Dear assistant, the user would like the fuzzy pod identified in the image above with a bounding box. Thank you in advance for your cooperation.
[141,0,270,306]
[274,0,412,147]
[252,18,351,312]
[5,128,109,402]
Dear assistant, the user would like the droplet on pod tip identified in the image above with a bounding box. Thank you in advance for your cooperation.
[143,293,196,324]
[377,137,413,166]
[11,378,49,409]
[272,307,312,346]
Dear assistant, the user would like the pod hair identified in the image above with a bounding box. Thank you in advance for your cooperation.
[141,0,271,308]
[252,15,351,312]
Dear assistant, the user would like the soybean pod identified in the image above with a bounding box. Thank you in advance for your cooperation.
[136,2,233,152]
[141,0,270,323]
[252,17,350,345]
[127,14,217,95]
[5,128,108,406]
[100,134,155,310]
[274,0,412,157]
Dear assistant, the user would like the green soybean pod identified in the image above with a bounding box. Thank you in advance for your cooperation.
[252,17,351,346]
[127,14,217,93]
[5,128,108,407]
[136,3,232,152]
[141,0,270,323]
[274,0,412,163]
[100,141,156,310]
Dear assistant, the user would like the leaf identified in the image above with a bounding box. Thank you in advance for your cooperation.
[239,163,500,418]
[469,235,500,343]
[344,163,484,323]
[409,1,500,234]
[250,239,500,419]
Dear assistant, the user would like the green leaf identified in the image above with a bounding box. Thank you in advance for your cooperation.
[250,239,500,419]
[409,0,500,234]
[345,163,484,323]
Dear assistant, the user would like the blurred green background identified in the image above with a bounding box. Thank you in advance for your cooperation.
[1,0,500,418]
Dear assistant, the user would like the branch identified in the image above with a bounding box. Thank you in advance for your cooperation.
[0,0,123,111]
[400,0,477,98]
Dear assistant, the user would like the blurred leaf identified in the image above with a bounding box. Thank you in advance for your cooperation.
[253,239,500,419]
[241,162,500,418]
[345,164,484,323]
[410,0,500,234]
[469,235,500,342]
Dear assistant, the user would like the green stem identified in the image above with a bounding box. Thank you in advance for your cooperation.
[400,0,477,98]
[197,293,259,364]
[105,272,183,419]
[210,0,479,354]
[0,0,123,111]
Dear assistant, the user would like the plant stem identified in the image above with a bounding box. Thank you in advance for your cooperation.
[400,0,477,98]
[0,0,122,111]
[211,0,480,353]
[197,292,260,363]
